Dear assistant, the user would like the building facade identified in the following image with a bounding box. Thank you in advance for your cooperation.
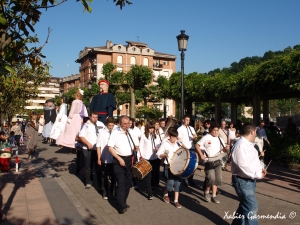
[59,74,81,93]
[25,77,61,110]
[75,40,177,117]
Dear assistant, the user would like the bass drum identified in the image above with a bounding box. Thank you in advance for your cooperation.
[170,148,199,179]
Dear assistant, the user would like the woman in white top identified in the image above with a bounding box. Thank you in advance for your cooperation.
[139,121,160,196]
[228,122,236,148]
[56,90,86,151]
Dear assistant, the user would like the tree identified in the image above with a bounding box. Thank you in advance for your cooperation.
[0,63,50,123]
[124,65,153,118]
[0,0,133,121]
[136,106,163,120]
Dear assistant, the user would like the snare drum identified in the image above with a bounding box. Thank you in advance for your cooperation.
[170,148,199,179]
[132,159,152,180]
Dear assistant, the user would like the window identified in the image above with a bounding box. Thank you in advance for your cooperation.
[163,61,168,66]
[143,58,149,66]
[117,55,123,64]
[117,67,123,72]
[130,57,136,65]
[154,60,159,67]
[163,71,169,77]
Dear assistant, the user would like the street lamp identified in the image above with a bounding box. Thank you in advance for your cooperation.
[88,80,92,90]
[176,30,189,119]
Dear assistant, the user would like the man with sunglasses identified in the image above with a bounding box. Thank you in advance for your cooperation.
[79,111,105,189]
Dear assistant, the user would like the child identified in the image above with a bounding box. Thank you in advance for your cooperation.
[9,131,15,145]
[19,133,24,146]
[156,128,182,208]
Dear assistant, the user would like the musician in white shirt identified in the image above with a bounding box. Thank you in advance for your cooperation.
[138,121,160,199]
[154,120,165,143]
[231,123,267,225]
[196,122,229,204]
[156,128,183,209]
[108,116,139,214]
[177,115,197,186]
[79,112,104,189]
[96,117,116,200]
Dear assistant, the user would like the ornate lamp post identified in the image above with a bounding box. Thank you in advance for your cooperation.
[176,30,189,119]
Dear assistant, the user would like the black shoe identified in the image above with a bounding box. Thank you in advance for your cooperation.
[118,208,127,214]
[125,204,130,209]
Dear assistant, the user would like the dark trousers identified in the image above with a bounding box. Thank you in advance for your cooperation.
[149,158,160,186]
[113,156,132,210]
[143,169,153,196]
[98,163,116,196]
[132,151,138,187]
[14,135,21,146]
[83,149,96,185]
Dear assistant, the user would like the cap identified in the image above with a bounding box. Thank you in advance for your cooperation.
[98,79,110,86]
[46,99,54,103]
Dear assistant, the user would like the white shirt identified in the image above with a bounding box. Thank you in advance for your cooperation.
[108,127,139,156]
[79,120,104,150]
[156,140,182,165]
[197,134,225,160]
[132,126,142,138]
[138,133,160,160]
[231,136,263,179]
[219,128,228,145]
[57,103,67,119]
[155,128,165,143]
[96,127,113,164]
[178,125,196,149]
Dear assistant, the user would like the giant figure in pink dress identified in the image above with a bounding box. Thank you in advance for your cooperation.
[56,89,87,151]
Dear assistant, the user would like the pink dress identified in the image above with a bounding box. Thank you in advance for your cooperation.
[56,99,83,148]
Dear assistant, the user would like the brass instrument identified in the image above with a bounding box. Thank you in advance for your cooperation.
[164,117,178,133]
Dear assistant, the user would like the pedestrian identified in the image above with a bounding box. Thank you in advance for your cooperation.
[108,115,139,214]
[79,111,104,189]
[219,120,230,171]
[195,122,229,204]
[25,112,39,159]
[231,123,267,225]
[10,122,22,146]
[38,114,45,136]
[255,120,270,153]
[96,117,116,199]
[156,128,183,209]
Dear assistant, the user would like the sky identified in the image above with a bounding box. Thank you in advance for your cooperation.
[33,0,300,78]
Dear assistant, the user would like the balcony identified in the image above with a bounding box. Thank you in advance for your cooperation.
[153,63,163,70]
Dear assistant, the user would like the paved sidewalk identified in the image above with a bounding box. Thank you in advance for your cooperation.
[1,139,300,225]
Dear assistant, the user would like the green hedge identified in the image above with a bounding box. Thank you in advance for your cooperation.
[266,130,300,164]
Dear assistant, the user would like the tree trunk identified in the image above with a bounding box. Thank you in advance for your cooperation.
[130,87,135,118]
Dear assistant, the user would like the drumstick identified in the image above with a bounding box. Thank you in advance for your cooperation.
[164,150,169,164]
[265,160,272,170]
[259,149,266,157]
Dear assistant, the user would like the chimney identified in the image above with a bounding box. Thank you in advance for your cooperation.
[106,40,113,48]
